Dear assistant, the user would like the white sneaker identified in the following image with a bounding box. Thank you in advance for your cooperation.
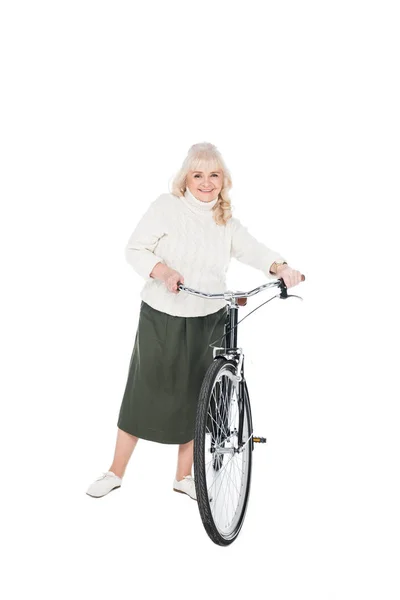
[86,471,122,498]
[173,475,197,501]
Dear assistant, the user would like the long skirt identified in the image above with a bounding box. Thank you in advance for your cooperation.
[117,300,228,444]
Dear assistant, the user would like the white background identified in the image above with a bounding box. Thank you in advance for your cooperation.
[1,1,399,598]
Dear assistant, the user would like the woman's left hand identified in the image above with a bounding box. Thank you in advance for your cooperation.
[276,264,304,288]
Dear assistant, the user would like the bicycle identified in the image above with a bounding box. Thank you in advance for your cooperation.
[177,274,305,546]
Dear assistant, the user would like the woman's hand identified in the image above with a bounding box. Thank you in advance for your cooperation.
[276,264,304,288]
[150,263,185,294]
[161,267,185,294]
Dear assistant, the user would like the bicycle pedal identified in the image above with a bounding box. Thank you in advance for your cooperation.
[252,435,267,443]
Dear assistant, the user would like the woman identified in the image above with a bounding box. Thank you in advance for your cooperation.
[86,142,303,500]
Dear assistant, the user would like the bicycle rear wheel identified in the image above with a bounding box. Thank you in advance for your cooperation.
[194,358,253,546]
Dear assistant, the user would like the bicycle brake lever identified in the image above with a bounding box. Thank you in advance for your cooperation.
[285,293,303,301]
[274,291,303,301]
[278,278,304,301]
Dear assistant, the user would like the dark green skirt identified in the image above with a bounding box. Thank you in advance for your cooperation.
[117,300,228,444]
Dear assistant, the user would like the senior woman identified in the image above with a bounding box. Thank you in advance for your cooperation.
[86,142,303,500]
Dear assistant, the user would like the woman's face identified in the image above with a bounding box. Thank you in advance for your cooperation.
[186,167,223,202]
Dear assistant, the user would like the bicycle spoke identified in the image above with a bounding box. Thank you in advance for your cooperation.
[207,412,228,444]
[213,385,228,439]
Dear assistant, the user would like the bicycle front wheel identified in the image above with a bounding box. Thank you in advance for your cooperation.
[194,358,253,546]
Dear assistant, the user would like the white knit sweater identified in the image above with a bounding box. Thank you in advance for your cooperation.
[125,188,287,317]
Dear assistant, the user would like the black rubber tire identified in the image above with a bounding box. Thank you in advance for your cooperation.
[194,357,253,546]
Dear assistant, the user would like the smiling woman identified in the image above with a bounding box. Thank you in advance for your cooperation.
[86,141,296,502]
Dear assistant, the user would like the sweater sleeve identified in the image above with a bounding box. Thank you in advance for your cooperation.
[125,196,167,280]
[230,216,287,279]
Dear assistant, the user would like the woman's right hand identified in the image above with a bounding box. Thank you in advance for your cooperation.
[160,266,184,294]
[150,263,184,294]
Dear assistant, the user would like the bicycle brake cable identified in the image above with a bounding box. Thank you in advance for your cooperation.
[208,293,282,351]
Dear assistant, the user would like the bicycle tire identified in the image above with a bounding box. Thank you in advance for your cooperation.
[194,357,253,546]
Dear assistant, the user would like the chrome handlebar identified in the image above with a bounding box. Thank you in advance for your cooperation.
[177,275,305,303]
[177,279,280,300]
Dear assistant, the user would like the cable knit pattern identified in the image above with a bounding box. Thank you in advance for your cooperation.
[125,188,287,317]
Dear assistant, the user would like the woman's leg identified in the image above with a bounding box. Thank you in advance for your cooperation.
[108,427,139,478]
[175,439,194,480]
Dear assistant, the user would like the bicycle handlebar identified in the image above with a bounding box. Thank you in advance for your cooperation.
[177,274,305,301]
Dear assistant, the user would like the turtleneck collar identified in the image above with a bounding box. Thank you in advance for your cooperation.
[182,187,219,214]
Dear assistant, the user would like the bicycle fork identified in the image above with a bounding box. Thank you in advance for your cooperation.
[214,348,267,451]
